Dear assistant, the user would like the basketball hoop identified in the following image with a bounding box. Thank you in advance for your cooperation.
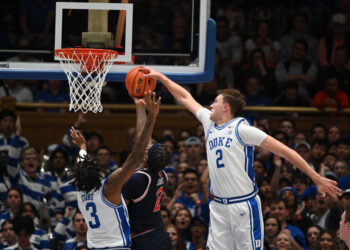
[55,48,118,113]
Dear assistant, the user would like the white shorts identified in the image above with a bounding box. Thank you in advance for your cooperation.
[207,195,264,250]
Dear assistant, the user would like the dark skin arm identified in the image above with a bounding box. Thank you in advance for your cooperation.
[104,92,160,205]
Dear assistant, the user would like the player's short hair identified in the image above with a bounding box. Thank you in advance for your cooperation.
[217,88,246,117]
[147,143,170,172]
[69,154,108,193]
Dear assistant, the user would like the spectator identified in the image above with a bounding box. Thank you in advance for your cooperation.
[216,16,243,69]
[244,1,288,40]
[311,123,328,141]
[165,224,185,250]
[310,192,341,232]
[0,188,23,226]
[318,46,350,93]
[0,152,12,212]
[160,207,171,228]
[270,198,307,249]
[35,80,70,112]
[7,147,64,230]
[273,230,295,250]
[279,11,318,63]
[186,217,207,250]
[310,139,328,168]
[184,137,202,169]
[19,0,55,49]
[240,48,276,98]
[244,76,271,107]
[18,202,51,249]
[291,174,308,198]
[276,39,318,101]
[334,160,349,178]
[215,49,234,89]
[173,208,192,242]
[318,13,350,69]
[214,1,245,34]
[0,79,33,103]
[11,215,36,250]
[52,206,76,246]
[306,225,323,250]
[312,76,349,109]
[176,169,209,219]
[47,148,77,210]
[279,118,297,148]
[196,76,220,106]
[0,220,17,248]
[264,216,281,249]
[336,139,350,167]
[245,20,280,66]
[0,109,29,167]
[96,146,118,176]
[327,125,342,143]
[319,230,340,249]
[273,80,310,107]
[63,211,88,250]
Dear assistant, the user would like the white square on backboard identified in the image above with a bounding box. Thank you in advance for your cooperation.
[55,2,133,63]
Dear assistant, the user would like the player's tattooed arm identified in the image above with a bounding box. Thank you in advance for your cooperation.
[106,92,160,187]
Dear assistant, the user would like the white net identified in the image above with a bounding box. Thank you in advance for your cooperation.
[55,49,118,113]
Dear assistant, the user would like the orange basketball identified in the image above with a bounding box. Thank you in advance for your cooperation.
[125,66,156,98]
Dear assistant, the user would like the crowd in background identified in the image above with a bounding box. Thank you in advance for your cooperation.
[0,0,350,249]
[0,0,350,107]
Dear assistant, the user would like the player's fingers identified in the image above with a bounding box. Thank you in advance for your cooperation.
[157,96,161,105]
[151,92,156,102]
[138,66,150,74]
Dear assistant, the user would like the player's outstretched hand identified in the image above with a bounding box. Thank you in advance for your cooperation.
[144,91,161,119]
[315,175,342,198]
[138,66,163,80]
[70,127,86,149]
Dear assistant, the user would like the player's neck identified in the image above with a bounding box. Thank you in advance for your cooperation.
[215,114,234,126]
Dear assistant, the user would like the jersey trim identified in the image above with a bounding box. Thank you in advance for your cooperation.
[235,118,246,146]
[214,117,239,130]
[133,171,152,203]
[100,179,124,208]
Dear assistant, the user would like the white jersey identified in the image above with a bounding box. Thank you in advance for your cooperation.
[77,179,131,249]
[196,108,267,200]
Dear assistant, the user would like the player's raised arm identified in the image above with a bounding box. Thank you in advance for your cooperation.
[260,135,343,198]
[105,92,160,192]
[139,66,203,115]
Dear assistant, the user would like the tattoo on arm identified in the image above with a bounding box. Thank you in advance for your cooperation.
[106,116,156,186]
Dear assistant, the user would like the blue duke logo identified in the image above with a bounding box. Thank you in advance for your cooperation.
[208,137,232,150]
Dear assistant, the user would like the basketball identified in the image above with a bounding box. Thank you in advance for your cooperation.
[125,66,156,98]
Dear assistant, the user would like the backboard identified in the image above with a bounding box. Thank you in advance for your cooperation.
[0,0,215,83]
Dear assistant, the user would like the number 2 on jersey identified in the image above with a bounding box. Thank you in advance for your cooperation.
[153,186,163,212]
[86,202,101,228]
[216,149,225,168]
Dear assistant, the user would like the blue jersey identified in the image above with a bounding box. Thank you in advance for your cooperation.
[122,169,167,234]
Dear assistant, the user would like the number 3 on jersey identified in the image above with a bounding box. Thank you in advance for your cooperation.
[216,149,225,168]
[86,202,101,228]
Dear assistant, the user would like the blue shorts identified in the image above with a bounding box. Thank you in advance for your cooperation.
[131,229,172,250]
